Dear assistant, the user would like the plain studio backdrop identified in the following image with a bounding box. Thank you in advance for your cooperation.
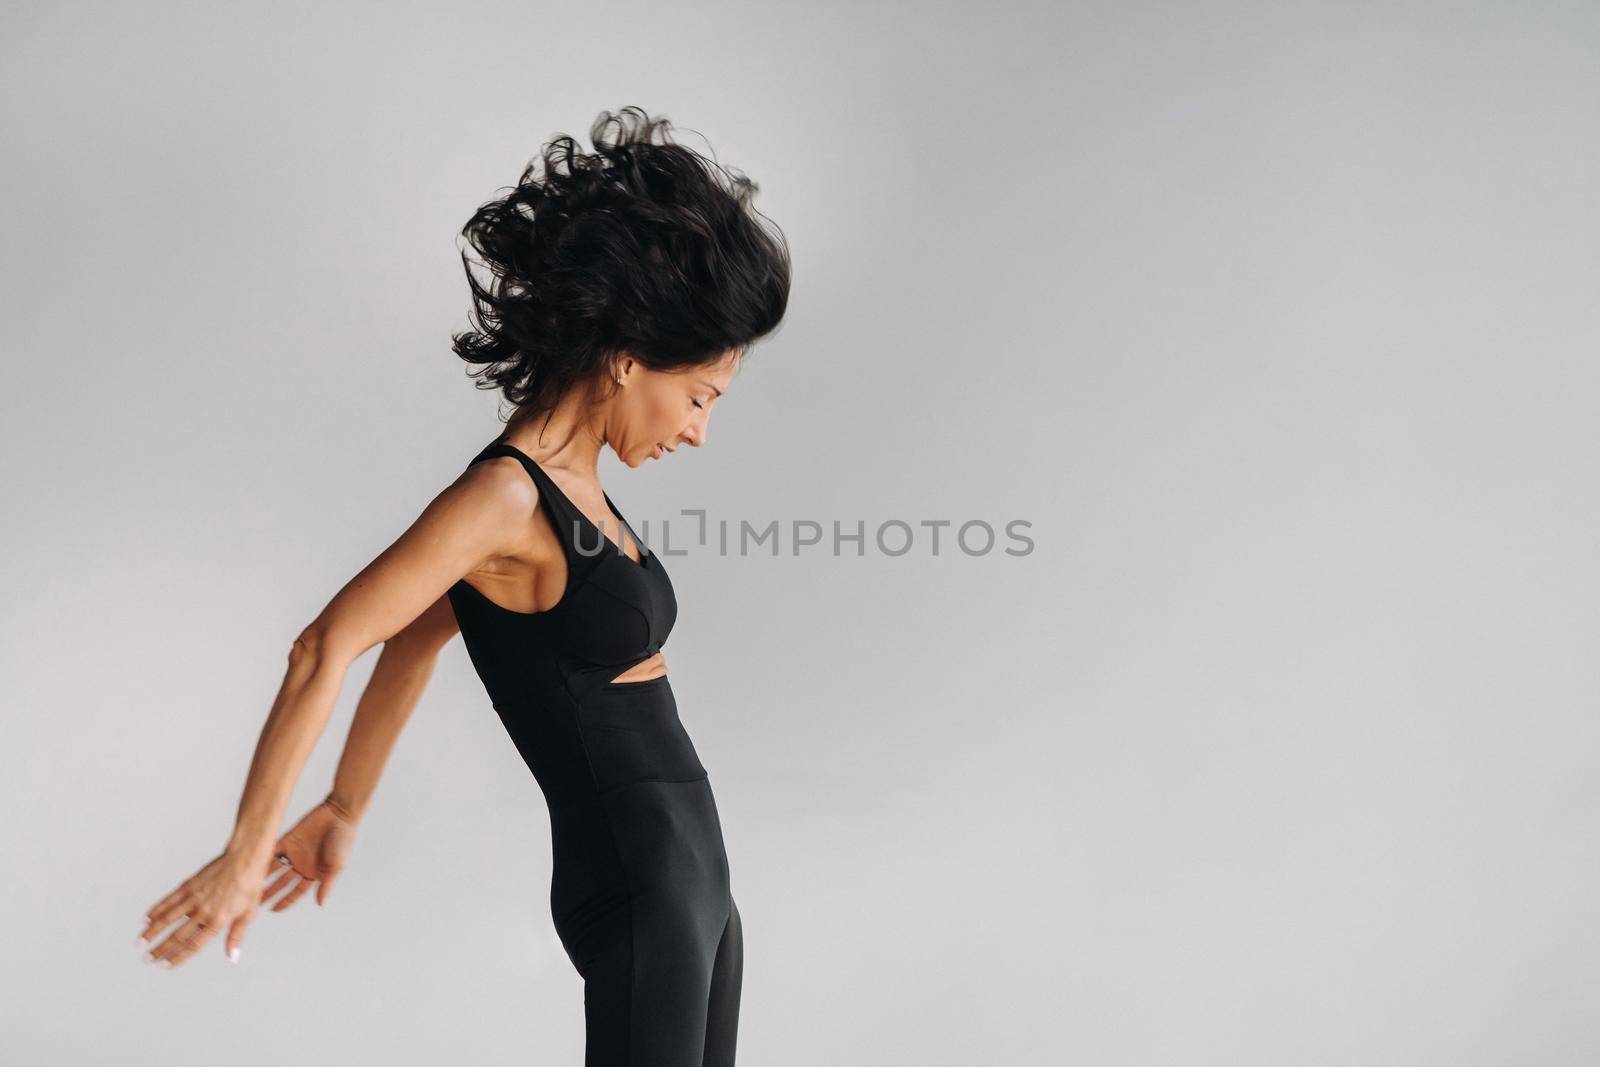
[3,2,1598,1064]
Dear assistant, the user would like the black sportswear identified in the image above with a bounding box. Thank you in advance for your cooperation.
[446,440,742,1066]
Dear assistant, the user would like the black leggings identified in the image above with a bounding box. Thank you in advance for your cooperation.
[571,883,743,1065]
[535,682,743,1064]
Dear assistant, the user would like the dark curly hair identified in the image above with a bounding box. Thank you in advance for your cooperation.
[452,107,791,424]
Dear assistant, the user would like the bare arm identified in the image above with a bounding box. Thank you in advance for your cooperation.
[223,462,531,871]
[141,458,537,967]
[244,597,465,917]
[324,593,461,823]
[139,454,537,972]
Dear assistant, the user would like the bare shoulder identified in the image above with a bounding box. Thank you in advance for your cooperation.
[440,453,544,561]
[454,453,539,511]
[296,453,544,662]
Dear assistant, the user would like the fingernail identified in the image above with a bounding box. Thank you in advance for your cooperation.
[158,959,172,969]
[229,947,241,963]
[143,952,154,964]
[136,934,148,947]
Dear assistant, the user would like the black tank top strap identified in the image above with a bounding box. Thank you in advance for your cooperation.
[471,442,564,506]
[601,490,647,561]
[466,441,597,574]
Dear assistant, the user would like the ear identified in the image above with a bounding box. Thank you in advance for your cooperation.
[610,351,634,383]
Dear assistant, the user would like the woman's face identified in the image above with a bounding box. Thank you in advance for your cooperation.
[610,348,740,467]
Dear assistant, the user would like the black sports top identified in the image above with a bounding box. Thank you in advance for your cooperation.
[445,441,677,710]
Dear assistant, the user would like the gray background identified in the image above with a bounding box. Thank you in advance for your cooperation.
[4,1,1598,1064]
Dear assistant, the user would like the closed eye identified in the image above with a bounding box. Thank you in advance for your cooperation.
[692,399,704,410]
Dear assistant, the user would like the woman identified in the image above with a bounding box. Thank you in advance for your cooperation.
[139,106,791,1065]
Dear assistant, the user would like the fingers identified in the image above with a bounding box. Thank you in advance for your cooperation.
[271,876,315,911]
[260,851,319,911]
[315,872,338,906]
[142,893,193,943]
[144,883,189,922]
[143,852,330,972]
[224,911,254,962]
[257,847,338,912]
[141,851,309,970]
[259,867,297,904]
[145,913,218,969]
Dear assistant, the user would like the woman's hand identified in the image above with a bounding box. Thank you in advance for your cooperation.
[140,849,277,968]
[259,796,357,913]
[139,797,357,968]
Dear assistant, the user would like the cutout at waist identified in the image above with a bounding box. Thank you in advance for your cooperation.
[608,650,668,686]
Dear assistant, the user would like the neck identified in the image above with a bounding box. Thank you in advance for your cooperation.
[499,382,609,477]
